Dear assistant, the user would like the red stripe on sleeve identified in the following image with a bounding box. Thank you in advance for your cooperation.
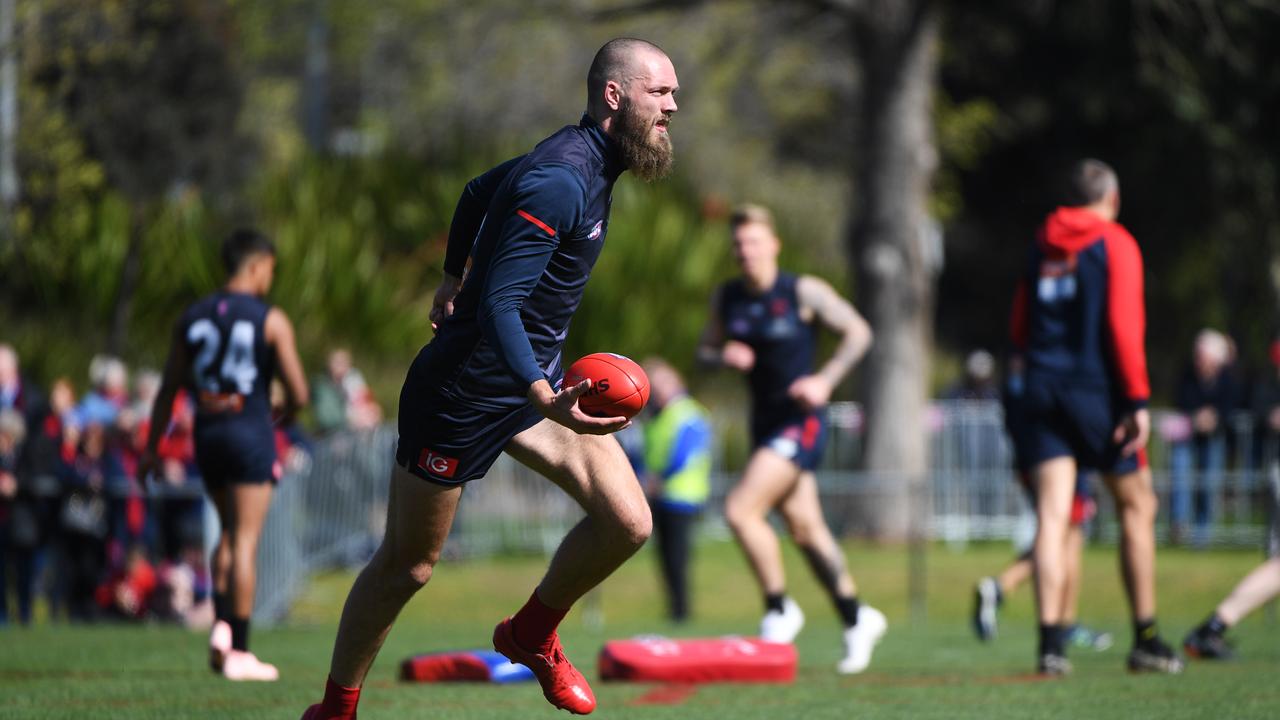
[1009,279,1029,351]
[516,209,556,237]
[1104,227,1150,403]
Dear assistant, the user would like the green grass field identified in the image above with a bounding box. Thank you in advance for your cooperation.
[2,539,1278,719]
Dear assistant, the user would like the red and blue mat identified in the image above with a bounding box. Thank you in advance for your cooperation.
[400,650,535,683]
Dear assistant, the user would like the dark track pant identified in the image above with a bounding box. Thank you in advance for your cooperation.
[652,502,698,622]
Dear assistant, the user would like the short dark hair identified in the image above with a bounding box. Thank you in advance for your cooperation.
[1064,158,1118,206]
[587,38,667,103]
[222,228,276,274]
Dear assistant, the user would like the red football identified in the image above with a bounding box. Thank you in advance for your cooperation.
[564,353,650,420]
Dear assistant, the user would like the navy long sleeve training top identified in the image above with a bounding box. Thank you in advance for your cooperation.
[410,115,625,411]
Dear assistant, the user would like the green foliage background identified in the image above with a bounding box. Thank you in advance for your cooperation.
[4,0,1280,408]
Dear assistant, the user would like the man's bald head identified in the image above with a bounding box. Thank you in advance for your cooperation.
[587,38,669,111]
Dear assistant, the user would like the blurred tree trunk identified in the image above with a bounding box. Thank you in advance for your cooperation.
[302,2,329,152]
[0,0,17,215]
[108,204,145,356]
[850,0,940,540]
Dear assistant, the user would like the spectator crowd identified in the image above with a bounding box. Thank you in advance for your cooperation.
[0,343,381,627]
[4,327,1276,627]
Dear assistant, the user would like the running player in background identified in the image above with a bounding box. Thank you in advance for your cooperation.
[1011,159,1182,675]
[973,357,1112,651]
[302,38,678,719]
[698,204,884,674]
[1183,556,1280,659]
[140,229,309,681]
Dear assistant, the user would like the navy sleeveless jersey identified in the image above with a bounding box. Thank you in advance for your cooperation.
[178,291,276,451]
[718,273,818,424]
[407,115,625,410]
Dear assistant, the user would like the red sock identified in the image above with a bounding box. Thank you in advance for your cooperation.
[320,676,360,718]
[512,588,570,655]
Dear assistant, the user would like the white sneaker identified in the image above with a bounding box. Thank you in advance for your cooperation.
[209,620,232,672]
[974,576,1000,642]
[221,649,280,682]
[837,604,887,674]
[760,597,805,644]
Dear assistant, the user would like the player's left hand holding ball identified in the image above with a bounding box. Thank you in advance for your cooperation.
[787,374,832,412]
[528,378,630,435]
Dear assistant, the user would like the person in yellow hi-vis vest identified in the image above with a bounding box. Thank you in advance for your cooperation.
[640,358,712,622]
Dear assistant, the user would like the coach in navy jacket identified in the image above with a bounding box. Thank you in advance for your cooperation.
[1009,159,1183,675]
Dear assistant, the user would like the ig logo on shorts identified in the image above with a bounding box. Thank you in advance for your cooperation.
[418,448,460,479]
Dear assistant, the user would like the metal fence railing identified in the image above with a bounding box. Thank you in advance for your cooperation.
[229,400,1280,622]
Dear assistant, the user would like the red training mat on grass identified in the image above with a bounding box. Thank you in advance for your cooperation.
[599,636,796,683]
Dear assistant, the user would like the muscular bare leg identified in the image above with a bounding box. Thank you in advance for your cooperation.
[328,464,462,687]
[998,552,1033,596]
[504,419,652,609]
[724,449,801,595]
[1105,466,1158,621]
[779,471,857,599]
[1061,524,1085,625]
[208,485,232,602]
[1033,456,1078,625]
[228,483,273,620]
[1217,557,1280,626]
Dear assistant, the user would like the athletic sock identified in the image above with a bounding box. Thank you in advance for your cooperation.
[512,589,569,656]
[213,592,229,623]
[836,596,861,629]
[230,617,250,652]
[1133,617,1159,649]
[1202,613,1228,637]
[1038,623,1064,656]
[319,676,360,719]
[764,593,786,614]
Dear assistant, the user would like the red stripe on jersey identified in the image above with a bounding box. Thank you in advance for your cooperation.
[516,209,557,237]
[1103,227,1150,403]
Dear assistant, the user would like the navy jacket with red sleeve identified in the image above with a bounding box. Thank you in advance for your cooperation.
[1009,206,1150,410]
[416,115,625,410]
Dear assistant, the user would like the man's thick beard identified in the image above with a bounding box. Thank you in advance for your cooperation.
[614,99,674,182]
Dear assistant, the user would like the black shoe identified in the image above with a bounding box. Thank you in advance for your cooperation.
[972,577,999,642]
[1037,653,1072,677]
[1183,627,1234,660]
[1127,637,1185,674]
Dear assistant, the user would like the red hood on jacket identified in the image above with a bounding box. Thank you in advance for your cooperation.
[1039,206,1114,255]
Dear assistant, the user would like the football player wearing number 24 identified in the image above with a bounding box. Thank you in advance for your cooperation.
[141,229,309,682]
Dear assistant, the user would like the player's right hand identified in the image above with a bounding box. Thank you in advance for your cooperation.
[529,378,630,435]
[1113,407,1150,457]
[430,274,463,332]
[721,340,756,372]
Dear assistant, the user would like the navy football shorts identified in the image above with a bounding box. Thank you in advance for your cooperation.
[195,425,279,488]
[395,385,544,487]
[751,412,827,472]
[1021,378,1143,476]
